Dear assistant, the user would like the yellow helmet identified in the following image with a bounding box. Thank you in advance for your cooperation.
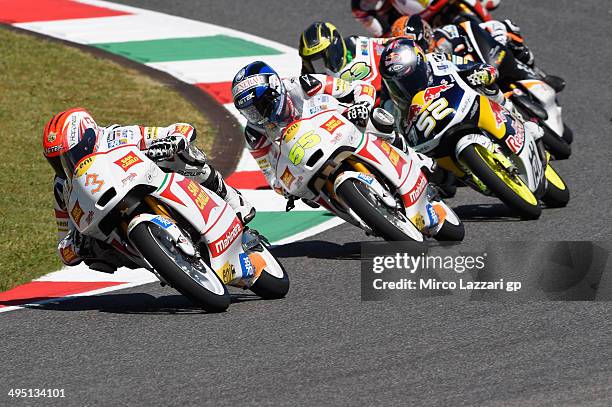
[299,22,348,74]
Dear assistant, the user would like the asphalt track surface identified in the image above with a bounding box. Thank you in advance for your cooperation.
[2,1,611,406]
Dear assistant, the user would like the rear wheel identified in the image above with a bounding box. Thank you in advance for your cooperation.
[336,178,422,241]
[129,222,230,312]
[542,163,570,207]
[542,126,571,160]
[459,144,541,220]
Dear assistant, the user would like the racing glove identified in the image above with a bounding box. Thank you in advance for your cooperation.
[146,135,187,161]
[464,64,498,88]
[345,101,371,127]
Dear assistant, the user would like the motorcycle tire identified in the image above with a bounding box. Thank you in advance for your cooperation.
[542,163,570,208]
[563,123,573,145]
[249,249,290,300]
[542,125,571,160]
[433,218,465,242]
[459,144,542,220]
[129,222,230,312]
[336,178,421,241]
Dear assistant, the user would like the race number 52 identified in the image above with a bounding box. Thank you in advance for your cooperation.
[416,98,454,138]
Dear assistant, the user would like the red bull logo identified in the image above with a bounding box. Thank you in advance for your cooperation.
[423,81,454,104]
[489,101,506,129]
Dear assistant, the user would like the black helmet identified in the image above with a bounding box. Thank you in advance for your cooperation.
[299,22,347,74]
[380,38,431,108]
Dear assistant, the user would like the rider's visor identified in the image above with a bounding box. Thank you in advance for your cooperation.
[325,32,346,73]
[60,127,97,179]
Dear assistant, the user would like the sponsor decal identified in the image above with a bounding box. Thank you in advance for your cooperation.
[85,173,104,194]
[71,200,84,225]
[373,138,406,177]
[210,217,243,258]
[281,167,295,188]
[85,211,94,226]
[151,216,173,229]
[177,178,218,223]
[506,120,525,153]
[45,145,63,155]
[74,156,95,177]
[232,74,267,95]
[114,152,143,172]
[320,116,344,134]
[405,172,428,206]
[360,85,375,98]
[423,81,454,104]
[333,79,349,93]
[411,213,425,231]
[144,127,160,141]
[426,203,439,226]
[489,101,506,129]
[239,252,255,279]
[235,67,246,82]
[283,122,301,142]
[237,92,254,107]
[47,132,57,143]
[121,172,137,186]
[358,173,374,185]
[60,246,78,263]
[256,158,270,170]
[174,124,192,136]
[216,262,235,284]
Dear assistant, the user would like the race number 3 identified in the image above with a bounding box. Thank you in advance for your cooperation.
[416,98,454,139]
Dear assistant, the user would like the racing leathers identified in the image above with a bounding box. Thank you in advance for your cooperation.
[243,74,377,196]
[55,123,253,269]
[351,0,500,37]
[394,54,509,139]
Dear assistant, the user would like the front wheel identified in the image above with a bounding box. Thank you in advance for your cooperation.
[249,247,290,299]
[542,126,571,160]
[459,144,542,220]
[542,163,570,207]
[129,222,230,312]
[336,178,423,241]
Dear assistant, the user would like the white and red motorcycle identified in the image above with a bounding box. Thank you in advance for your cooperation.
[64,142,288,312]
[275,94,464,242]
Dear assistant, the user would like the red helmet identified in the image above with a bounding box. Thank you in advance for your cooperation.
[43,108,99,178]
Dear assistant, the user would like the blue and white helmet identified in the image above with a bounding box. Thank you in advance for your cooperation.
[232,61,292,126]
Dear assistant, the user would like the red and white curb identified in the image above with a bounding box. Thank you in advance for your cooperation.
[0,0,344,312]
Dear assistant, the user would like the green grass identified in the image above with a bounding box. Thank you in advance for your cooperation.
[0,27,216,292]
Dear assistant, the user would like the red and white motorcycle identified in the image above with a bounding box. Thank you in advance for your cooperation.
[275,94,464,242]
[64,143,288,312]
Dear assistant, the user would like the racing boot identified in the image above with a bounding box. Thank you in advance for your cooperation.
[224,185,256,225]
[200,163,255,224]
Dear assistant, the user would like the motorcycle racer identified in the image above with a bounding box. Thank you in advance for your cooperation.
[392,15,565,92]
[351,0,500,38]
[298,22,391,103]
[43,108,254,270]
[231,61,387,196]
[379,38,516,144]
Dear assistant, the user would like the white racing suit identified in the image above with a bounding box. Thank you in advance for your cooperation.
[244,74,435,198]
[244,74,377,195]
[55,123,252,270]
